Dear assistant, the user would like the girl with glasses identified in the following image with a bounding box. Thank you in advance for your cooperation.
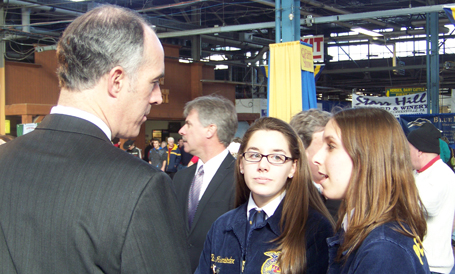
[195,117,334,274]
[313,108,430,273]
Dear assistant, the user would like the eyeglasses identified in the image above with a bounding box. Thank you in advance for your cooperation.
[242,152,293,165]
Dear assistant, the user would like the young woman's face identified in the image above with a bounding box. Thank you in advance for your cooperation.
[313,120,353,199]
[240,130,296,208]
[306,130,325,184]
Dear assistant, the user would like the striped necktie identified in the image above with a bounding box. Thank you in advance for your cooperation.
[188,165,204,228]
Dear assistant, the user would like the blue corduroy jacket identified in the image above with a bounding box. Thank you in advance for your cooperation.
[195,201,334,274]
[327,222,431,274]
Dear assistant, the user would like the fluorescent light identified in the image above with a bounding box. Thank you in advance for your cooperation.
[351,27,383,37]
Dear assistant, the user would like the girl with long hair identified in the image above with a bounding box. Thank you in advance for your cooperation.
[195,117,334,274]
[313,108,430,273]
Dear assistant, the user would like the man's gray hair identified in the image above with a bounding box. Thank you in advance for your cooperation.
[184,95,238,147]
[167,137,174,142]
[56,5,148,91]
[290,109,332,148]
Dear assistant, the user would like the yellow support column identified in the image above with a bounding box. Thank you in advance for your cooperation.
[0,8,5,135]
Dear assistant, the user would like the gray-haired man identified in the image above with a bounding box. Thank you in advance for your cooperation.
[174,95,238,272]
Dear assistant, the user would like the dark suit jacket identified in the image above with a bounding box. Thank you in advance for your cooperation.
[0,114,191,274]
[173,153,236,273]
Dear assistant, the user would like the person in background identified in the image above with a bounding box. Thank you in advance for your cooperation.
[196,117,333,274]
[165,137,181,179]
[313,107,430,273]
[407,122,455,274]
[111,137,121,148]
[178,137,193,170]
[451,227,455,274]
[174,95,238,272]
[123,139,142,159]
[161,140,167,149]
[143,138,153,162]
[290,109,341,220]
[440,136,455,171]
[149,138,166,171]
[0,5,190,273]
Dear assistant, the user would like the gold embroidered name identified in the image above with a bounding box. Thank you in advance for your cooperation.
[211,254,235,264]
[413,238,424,265]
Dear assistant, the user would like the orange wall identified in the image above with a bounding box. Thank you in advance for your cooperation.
[5,44,234,121]
[149,58,193,120]
[6,50,59,105]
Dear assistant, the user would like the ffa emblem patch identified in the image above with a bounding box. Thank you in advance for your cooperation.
[261,251,281,273]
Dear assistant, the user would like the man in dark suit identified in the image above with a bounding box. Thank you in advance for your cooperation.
[173,95,238,272]
[0,5,190,274]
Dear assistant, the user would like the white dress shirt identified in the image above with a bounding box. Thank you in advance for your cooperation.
[195,149,229,201]
[51,105,112,140]
[247,191,286,220]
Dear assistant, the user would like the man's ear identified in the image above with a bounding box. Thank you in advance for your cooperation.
[417,150,424,158]
[107,66,126,98]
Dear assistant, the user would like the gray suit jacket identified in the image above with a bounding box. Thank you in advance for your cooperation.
[173,153,236,273]
[0,114,191,274]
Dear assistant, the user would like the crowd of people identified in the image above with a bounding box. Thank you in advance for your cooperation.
[0,4,454,274]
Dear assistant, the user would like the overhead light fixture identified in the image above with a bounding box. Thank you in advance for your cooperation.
[351,27,383,37]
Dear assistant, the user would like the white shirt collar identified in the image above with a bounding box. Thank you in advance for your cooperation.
[195,149,230,200]
[247,191,286,220]
[51,105,112,140]
[313,181,323,194]
[342,208,355,231]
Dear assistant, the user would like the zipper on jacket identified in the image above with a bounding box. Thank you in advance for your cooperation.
[240,234,247,273]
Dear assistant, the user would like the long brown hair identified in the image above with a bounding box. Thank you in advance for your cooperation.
[235,117,334,274]
[332,108,427,259]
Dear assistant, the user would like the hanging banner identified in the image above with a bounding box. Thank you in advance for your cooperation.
[269,41,303,122]
[262,64,324,80]
[314,64,325,82]
[400,113,455,146]
[352,92,427,118]
[301,35,324,62]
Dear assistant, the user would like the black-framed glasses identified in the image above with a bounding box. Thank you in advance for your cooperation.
[242,152,293,165]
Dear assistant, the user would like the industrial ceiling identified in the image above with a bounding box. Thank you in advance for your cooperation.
[1,0,455,100]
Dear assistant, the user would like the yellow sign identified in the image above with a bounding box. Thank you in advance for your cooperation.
[5,120,10,134]
[386,87,425,97]
[300,44,314,72]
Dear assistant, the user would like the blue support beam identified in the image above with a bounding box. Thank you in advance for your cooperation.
[275,0,281,43]
[275,0,300,43]
[426,12,439,114]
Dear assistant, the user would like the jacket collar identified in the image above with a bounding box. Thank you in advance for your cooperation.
[37,114,111,144]
[224,200,283,240]
[188,153,235,233]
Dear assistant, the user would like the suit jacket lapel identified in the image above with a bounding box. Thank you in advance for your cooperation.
[189,154,235,233]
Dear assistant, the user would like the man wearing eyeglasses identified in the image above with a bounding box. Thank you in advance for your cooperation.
[174,95,238,273]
